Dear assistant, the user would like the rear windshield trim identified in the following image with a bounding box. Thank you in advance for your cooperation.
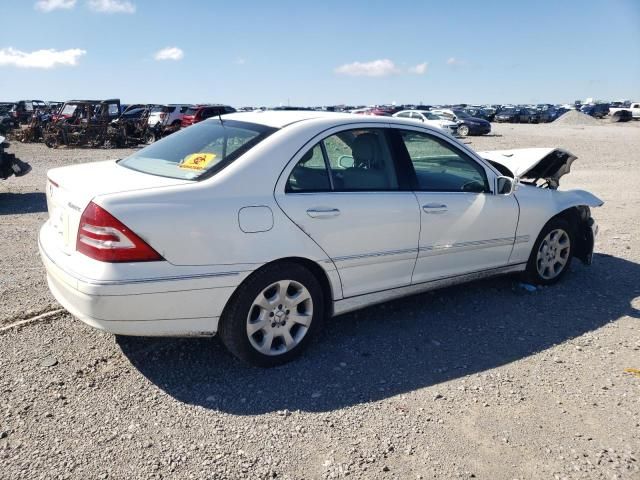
[118,119,278,181]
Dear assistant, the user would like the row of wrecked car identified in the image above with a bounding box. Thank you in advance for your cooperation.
[0,99,235,149]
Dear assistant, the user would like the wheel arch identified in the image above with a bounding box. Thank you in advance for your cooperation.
[553,206,596,265]
[222,256,338,322]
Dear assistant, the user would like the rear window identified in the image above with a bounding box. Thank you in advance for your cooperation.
[151,106,167,113]
[119,119,276,180]
[185,108,198,115]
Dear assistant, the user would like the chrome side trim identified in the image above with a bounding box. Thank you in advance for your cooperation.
[85,271,241,286]
[332,263,526,316]
[419,237,512,258]
[418,235,530,258]
[332,247,418,263]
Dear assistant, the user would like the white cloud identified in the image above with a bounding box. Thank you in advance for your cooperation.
[335,59,400,77]
[87,0,135,14]
[408,62,428,75]
[35,0,77,12]
[154,47,184,61]
[0,47,86,69]
[446,57,464,66]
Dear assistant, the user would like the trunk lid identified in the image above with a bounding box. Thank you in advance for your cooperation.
[479,148,576,189]
[46,160,191,255]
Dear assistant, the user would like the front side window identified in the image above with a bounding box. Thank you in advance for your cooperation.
[119,119,275,180]
[399,130,488,193]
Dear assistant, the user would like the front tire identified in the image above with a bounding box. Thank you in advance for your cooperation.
[219,262,325,367]
[525,217,574,285]
[457,124,470,137]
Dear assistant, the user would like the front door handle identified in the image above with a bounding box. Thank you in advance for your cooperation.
[306,208,340,218]
[422,203,448,214]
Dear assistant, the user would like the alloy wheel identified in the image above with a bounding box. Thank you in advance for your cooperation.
[536,228,571,280]
[246,280,313,356]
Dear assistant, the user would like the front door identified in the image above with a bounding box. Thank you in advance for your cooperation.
[395,128,519,284]
[275,127,420,298]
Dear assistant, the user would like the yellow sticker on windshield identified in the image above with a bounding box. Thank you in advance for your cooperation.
[179,153,217,170]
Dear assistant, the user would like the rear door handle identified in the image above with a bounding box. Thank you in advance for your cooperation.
[422,203,448,214]
[306,208,340,218]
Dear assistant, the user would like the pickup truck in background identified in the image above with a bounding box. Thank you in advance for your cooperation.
[609,102,640,122]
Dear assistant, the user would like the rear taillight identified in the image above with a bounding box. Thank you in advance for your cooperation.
[160,113,167,119]
[76,202,163,263]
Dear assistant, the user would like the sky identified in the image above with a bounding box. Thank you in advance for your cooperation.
[1,0,639,106]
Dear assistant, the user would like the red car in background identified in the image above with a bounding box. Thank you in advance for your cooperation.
[180,104,236,127]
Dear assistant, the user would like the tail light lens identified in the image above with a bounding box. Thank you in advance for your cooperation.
[160,113,167,119]
[77,202,163,262]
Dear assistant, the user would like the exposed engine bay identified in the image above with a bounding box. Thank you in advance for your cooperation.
[479,148,576,190]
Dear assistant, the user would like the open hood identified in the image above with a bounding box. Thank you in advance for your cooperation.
[479,148,576,189]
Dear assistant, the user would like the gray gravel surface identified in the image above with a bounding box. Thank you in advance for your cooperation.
[1,123,639,479]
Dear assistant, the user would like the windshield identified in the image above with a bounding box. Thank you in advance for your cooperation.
[119,119,276,180]
[61,104,78,116]
[452,110,470,119]
[185,108,198,116]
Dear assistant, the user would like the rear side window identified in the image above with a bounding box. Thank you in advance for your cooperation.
[180,106,190,113]
[167,106,176,113]
[119,119,276,180]
[286,144,331,192]
[286,128,399,192]
[399,130,488,193]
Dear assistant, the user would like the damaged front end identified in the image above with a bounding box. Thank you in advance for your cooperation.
[0,136,31,180]
[479,148,576,190]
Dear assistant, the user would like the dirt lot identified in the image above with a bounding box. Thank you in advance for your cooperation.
[1,122,639,479]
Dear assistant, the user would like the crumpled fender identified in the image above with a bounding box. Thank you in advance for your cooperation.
[508,185,604,264]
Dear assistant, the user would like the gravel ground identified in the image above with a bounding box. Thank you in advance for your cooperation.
[1,122,639,479]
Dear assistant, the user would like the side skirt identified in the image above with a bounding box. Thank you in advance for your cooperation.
[332,263,526,317]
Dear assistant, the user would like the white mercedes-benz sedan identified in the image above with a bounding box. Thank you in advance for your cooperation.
[39,111,602,366]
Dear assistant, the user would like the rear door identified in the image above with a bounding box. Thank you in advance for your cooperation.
[275,125,420,298]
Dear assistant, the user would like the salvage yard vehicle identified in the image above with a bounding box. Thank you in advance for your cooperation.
[580,103,609,119]
[495,107,539,123]
[609,102,640,121]
[430,108,491,136]
[392,110,458,135]
[105,104,157,148]
[39,111,602,366]
[11,100,46,125]
[0,136,31,180]
[148,104,192,129]
[181,104,236,127]
[44,99,121,148]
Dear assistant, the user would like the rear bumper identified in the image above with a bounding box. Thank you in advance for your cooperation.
[39,224,244,337]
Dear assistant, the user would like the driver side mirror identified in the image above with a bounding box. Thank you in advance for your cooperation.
[496,176,516,195]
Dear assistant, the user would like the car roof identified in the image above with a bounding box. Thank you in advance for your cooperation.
[220,111,455,136]
[222,110,377,128]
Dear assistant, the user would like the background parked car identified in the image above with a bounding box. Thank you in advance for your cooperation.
[148,104,192,128]
[580,103,609,118]
[181,104,236,127]
[495,107,539,123]
[431,109,491,136]
[392,110,458,134]
[10,100,46,125]
[608,102,639,120]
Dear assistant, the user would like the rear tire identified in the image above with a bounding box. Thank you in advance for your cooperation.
[524,217,574,286]
[219,262,325,367]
